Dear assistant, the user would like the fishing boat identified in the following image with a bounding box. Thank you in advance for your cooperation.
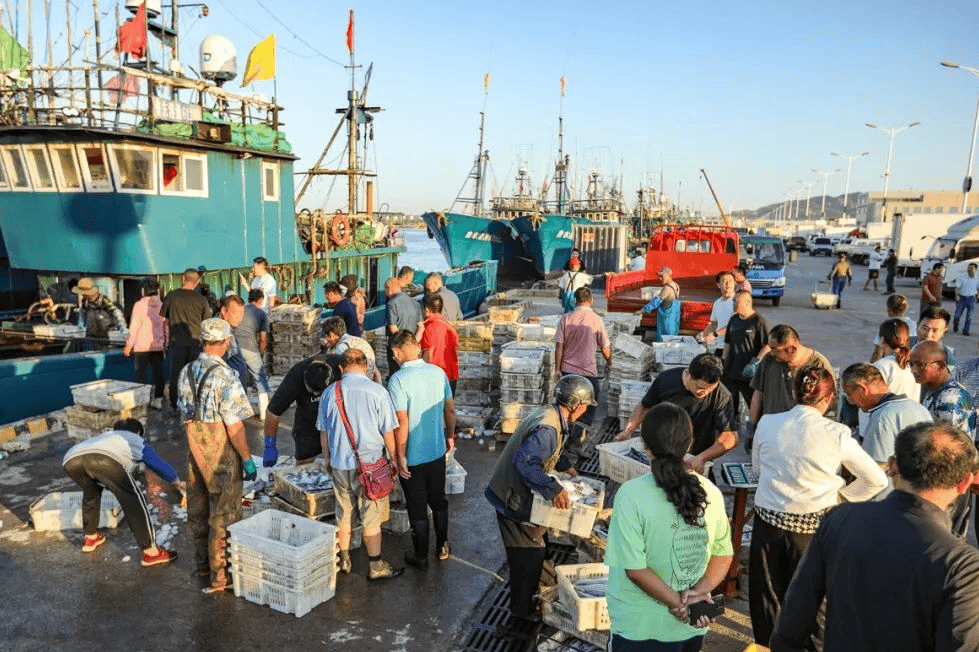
[0,5,406,422]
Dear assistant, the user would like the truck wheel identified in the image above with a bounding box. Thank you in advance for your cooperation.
[772,297,781,307]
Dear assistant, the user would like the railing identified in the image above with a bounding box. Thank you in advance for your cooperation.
[0,63,284,148]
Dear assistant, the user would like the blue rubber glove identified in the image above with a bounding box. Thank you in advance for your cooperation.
[742,358,760,380]
[642,296,663,314]
[242,458,258,482]
[263,436,278,468]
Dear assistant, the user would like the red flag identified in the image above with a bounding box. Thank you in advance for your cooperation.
[116,3,147,58]
[346,10,354,54]
[105,73,140,103]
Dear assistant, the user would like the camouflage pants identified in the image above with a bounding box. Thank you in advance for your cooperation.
[186,441,242,589]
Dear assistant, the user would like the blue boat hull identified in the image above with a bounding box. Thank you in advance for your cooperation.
[510,213,583,277]
[421,211,525,273]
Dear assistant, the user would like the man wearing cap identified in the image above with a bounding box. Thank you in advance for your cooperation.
[322,316,381,382]
[72,278,127,347]
[239,257,277,313]
[162,269,213,411]
[642,266,681,341]
[177,317,256,594]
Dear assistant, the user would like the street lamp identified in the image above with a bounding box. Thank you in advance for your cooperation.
[830,151,869,218]
[812,168,840,219]
[941,61,979,213]
[866,120,921,220]
[803,180,816,219]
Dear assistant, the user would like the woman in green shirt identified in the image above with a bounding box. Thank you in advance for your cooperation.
[606,403,734,651]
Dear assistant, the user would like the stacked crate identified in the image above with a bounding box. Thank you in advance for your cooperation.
[370,328,389,379]
[651,335,706,372]
[66,380,151,440]
[499,346,547,437]
[269,305,323,375]
[227,510,338,617]
[617,380,653,426]
[453,321,495,414]
[606,335,656,418]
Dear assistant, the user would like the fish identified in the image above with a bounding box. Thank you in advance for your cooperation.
[625,447,649,465]
[572,576,608,598]
[285,470,334,492]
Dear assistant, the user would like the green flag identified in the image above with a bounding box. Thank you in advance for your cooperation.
[0,25,30,80]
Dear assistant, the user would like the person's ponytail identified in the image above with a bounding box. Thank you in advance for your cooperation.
[641,403,708,527]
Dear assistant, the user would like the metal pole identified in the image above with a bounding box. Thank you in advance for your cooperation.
[92,0,104,90]
[941,63,979,213]
[867,123,918,221]
[805,181,813,219]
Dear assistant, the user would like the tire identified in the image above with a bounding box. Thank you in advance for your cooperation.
[772,297,781,307]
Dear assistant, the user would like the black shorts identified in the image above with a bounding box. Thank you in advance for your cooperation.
[868,270,879,279]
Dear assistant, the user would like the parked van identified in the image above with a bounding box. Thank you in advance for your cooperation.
[740,236,785,306]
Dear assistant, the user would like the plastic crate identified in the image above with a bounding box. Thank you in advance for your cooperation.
[272,462,336,518]
[227,510,337,565]
[452,321,494,339]
[30,491,123,531]
[595,438,651,484]
[613,333,654,359]
[232,566,336,617]
[530,476,605,538]
[500,348,546,373]
[69,379,152,411]
[540,587,610,649]
[556,563,611,631]
[458,337,492,353]
[445,458,467,495]
[230,543,336,588]
[499,372,545,390]
[501,386,545,405]
[488,305,524,323]
[383,503,411,534]
[500,402,542,420]
[500,416,522,434]
[64,403,148,431]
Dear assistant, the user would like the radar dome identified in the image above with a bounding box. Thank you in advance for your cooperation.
[200,35,237,83]
[126,0,161,17]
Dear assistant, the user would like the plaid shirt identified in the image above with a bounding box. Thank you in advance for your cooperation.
[177,352,253,424]
[923,377,977,440]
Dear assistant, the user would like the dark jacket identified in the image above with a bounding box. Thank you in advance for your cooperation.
[771,490,979,652]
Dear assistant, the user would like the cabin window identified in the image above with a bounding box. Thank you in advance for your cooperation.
[675,240,686,252]
[159,150,208,197]
[23,146,56,191]
[108,144,156,194]
[262,161,279,201]
[76,144,113,191]
[0,154,9,190]
[49,145,83,191]
[1,146,31,190]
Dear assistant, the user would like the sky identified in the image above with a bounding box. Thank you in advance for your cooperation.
[15,0,979,215]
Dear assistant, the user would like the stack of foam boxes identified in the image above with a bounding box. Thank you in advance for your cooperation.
[66,380,151,440]
[606,334,656,419]
[498,340,557,440]
[269,305,323,376]
[452,321,496,426]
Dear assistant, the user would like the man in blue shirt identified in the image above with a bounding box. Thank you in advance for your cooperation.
[317,348,402,580]
[388,330,456,570]
[325,281,361,337]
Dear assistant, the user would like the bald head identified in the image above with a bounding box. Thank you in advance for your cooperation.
[385,277,401,296]
[911,339,945,363]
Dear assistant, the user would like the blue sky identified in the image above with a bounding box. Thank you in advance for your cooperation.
[21,0,979,214]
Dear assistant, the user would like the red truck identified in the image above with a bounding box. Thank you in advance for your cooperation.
[608,224,741,333]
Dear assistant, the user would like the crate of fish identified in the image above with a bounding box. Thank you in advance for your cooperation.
[573,520,610,564]
[457,336,493,353]
[556,563,611,631]
[272,462,336,518]
[652,336,706,366]
[500,349,545,374]
[530,475,606,538]
[232,565,336,618]
[499,372,545,390]
[453,321,494,340]
[595,437,650,484]
[500,386,545,405]
[540,587,611,650]
[29,491,124,531]
[70,379,152,412]
[613,333,654,360]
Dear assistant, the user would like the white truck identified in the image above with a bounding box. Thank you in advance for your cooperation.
[919,215,979,293]
[890,213,975,278]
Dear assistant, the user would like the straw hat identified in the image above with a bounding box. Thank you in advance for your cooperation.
[71,278,99,298]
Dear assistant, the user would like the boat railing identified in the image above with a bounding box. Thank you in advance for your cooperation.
[0,63,285,148]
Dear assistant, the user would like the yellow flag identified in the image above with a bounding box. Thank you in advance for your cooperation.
[241,34,275,86]
[484,73,490,90]
[560,75,566,97]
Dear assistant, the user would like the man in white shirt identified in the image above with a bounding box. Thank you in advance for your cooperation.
[863,244,884,292]
[698,270,736,355]
[628,249,646,271]
[953,263,979,336]
[239,257,277,313]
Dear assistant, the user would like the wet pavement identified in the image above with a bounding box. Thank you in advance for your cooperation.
[1,252,971,651]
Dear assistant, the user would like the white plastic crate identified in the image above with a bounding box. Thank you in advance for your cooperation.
[556,563,611,631]
[500,349,545,374]
[500,402,542,420]
[230,543,335,589]
[540,587,610,649]
[595,438,651,484]
[383,503,411,534]
[227,510,337,566]
[232,566,336,617]
[613,333,654,359]
[530,476,605,538]
[499,372,545,390]
[69,379,151,411]
[30,491,123,531]
[445,458,467,495]
[501,387,545,405]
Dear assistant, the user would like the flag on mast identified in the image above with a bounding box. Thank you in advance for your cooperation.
[484,73,490,90]
[0,25,29,78]
[560,75,566,97]
[116,2,147,58]
[241,34,276,86]
[346,10,354,54]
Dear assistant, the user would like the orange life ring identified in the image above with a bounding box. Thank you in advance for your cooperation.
[330,211,352,247]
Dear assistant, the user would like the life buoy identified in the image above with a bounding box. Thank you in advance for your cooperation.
[330,211,352,247]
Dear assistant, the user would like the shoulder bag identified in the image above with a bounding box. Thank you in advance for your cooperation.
[334,381,396,500]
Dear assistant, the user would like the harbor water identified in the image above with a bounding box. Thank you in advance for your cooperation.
[397,227,450,273]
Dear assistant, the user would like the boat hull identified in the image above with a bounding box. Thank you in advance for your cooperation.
[510,213,580,278]
[421,211,525,273]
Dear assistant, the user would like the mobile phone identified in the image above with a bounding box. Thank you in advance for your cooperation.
[688,595,725,622]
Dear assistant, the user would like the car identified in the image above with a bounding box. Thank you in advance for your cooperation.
[786,236,808,252]
[809,237,834,257]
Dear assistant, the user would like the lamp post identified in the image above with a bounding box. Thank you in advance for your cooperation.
[830,151,869,218]
[803,180,817,219]
[940,61,979,213]
[866,121,921,220]
[812,168,840,219]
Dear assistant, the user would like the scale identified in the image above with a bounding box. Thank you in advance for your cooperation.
[720,462,759,489]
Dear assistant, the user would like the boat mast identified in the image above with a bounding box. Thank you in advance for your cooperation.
[553,75,569,213]
[450,75,490,216]
[346,37,357,215]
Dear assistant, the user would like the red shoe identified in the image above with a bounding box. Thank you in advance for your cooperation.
[82,534,105,553]
[141,548,177,567]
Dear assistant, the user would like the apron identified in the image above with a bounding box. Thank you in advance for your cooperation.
[656,281,681,341]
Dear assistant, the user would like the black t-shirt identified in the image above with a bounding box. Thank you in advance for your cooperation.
[640,367,734,455]
[160,288,212,346]
[267,353,343,443]
[723,312,770,379]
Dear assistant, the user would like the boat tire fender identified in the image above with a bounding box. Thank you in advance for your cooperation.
[330,211,352,247]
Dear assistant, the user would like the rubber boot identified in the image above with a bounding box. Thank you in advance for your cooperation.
[433,509,450,560]
[505,545,547,620]
[404,519,429,569]
[258,392,269,421]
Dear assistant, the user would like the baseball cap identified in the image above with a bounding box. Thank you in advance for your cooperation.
[657,267,672,276]
[200,318,231,341]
